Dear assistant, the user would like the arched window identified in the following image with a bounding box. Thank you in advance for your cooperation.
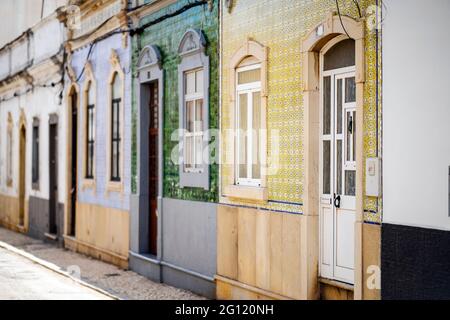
[223,40,268,202]
[85,80,95,179]
[177,29,210,190]
[110,72,121,182]
[6,113,13,186]
[236,61,262,187]
[32,117,40,189]
[82,61,96,186]
[106,49,124,192]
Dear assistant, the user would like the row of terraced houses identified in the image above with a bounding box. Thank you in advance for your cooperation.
[0,0,449,300]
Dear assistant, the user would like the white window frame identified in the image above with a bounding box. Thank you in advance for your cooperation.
[183,68,204,174]
[177,29,210,190]
[235,63,262,187]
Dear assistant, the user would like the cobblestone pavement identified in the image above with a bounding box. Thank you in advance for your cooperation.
[0,227,205,300]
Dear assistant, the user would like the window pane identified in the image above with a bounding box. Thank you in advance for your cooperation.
[238,68,261,85]
[32,125,39,183]
[195,135,203,169]
[346,111,352,162]
[186,101,194,132]
[112,73,121,100]
[113,102,119,138]
[7,133,12,179]
[112,142,118,179]
[323,76,331,135]
[195,99,203,132]
[252,91,261,180]
[323,140,330,194]
[185,71,195,95]
[88,83,94,105]
[345,170,356,196]
[87,143,94,178]
[337,79,342,134]
[185,136,193,170]
[196,69,203,94]
[337,139,342,195]
[238,93,248,179]
[352,111,356,162]
[238,68,261,84]
[345,77,356,103]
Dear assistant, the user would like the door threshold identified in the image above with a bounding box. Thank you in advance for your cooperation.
[16,224,26,233]
[319,277,354,291]
[44,233,58,241]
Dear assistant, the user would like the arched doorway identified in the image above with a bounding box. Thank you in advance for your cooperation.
[301,14,365,298]
[66,84,79,237]
[319,38,356,284]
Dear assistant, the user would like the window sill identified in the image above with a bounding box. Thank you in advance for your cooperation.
[106,181,123,194]
[82,178,95,190]
[32,182,40,191]
[223,185,268,203]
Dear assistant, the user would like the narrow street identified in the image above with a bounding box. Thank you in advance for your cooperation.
[0,227,204,300]
[0,246,111,300]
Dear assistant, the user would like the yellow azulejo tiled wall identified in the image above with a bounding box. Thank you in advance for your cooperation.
[220,0,382,223]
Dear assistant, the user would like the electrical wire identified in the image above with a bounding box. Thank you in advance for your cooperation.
[1,0,209,103]
[335,0,352,39]
[352,0,362,18]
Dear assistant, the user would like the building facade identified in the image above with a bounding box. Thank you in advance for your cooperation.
[0,1,69,244]
[128,0,219,298]
[382,0,450,299]
[217,0,382,300]
[63,0,132,268]
[1,0,449,301]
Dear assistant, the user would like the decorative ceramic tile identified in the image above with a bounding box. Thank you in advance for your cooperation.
[221,0,382,221]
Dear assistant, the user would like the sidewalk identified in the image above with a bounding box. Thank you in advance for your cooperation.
[0,227,205,300]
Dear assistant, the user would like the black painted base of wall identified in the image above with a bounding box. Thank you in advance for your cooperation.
[28,196,64,247]
[382,223,450,300]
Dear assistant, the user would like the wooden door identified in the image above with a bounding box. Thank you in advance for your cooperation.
[49,122,58,235]
[148,82,159,256]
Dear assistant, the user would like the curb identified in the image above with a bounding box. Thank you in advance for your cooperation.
[0,240,120,300]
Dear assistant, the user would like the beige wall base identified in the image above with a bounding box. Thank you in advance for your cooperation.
[216,275,292,300]
[362,223,381,300]
[0,194,28,233]
[320,282,354,300]
[63,201,129,269]
[64,235,128,269]
[217,204,312,300]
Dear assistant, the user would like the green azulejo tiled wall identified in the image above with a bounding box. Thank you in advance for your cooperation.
[131,0,219,202]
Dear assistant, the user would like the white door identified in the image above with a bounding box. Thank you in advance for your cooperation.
[320,67,356,285]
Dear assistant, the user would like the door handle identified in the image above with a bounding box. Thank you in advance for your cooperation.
[334,193,341,209]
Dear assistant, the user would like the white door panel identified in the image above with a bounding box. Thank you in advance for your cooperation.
[335,209,355,270]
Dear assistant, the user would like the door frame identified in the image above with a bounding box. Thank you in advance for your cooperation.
[148,80,160,256]
[300,14,365,299]
[65,83,79,237]
[133,45,164,258]
[49,114,59,235]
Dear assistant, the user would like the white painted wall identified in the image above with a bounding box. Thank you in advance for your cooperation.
[0,0,67,48]
[383,0,450,230]
[0,10,67,205]
[0,86,67,204]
